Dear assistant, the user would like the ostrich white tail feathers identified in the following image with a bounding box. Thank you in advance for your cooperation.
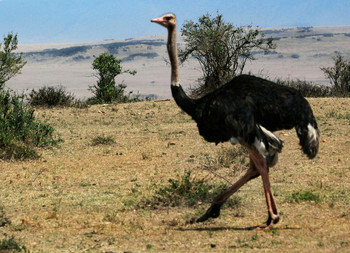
[296,122,319,159]
[254,125,283,157]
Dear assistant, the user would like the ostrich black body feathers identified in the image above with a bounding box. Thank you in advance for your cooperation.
[172,75,319,159]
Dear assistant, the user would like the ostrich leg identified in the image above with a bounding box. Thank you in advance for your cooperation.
[196,160,259,222]
[249,149,280,228]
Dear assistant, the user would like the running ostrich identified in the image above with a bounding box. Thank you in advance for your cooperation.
[151,13,319,228]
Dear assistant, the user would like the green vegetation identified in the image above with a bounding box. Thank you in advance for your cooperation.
[276,78,334,97]
[0,89,62,160]
[321,54,350,93]
[180,12,275,95]
[140,170,241,209]
[28,85,76,107]
[89,53,138,104]
[90,134,116,146]
[287,190,321,203]
[0,234,27,252]
[0,32,62,160]
[0,33,26,89]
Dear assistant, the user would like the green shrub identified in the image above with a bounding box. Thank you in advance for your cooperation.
[321,54,350,93]
[275,76,350,98]
[90,135,115,146]
[87,83,140,104]
[139,171,241,209]
[275,78,334,97]
[0,142,39,160]
[287,190,321,203]
[0,234,27,252]
[0,89,62,160]
[28,85,76,107]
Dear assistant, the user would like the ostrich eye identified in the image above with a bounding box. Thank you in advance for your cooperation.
[165,16,172,21]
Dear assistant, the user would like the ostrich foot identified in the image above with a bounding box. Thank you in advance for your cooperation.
[257,214,280,229]
[196,203,222,223]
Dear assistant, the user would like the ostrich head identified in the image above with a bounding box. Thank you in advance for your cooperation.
[151,13,176,29]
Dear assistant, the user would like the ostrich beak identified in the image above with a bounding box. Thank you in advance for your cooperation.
[151,17,166,24]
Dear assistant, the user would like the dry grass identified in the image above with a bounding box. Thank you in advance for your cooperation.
[0,98,349,252]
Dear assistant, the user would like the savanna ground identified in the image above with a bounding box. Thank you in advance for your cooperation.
[0,98,349,252]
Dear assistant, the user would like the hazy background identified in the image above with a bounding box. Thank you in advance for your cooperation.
[1,0,349,43]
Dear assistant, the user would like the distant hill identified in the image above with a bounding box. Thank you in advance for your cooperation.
[21,39,166,63]
[8,26,350,99]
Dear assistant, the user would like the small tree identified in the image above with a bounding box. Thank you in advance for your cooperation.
[89,53,136,104]
[0,32,26,89]
[0,33,60,160]
[179,13,275,94]
[321,54,350,93]
[0,89,62,160]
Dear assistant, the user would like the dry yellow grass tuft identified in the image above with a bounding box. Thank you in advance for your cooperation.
[0,98,349,252]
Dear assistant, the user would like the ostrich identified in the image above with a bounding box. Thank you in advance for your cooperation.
[151,13,319,228]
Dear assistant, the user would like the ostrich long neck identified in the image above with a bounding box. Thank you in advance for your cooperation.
[167,26,180,86]
[167,25,196,117]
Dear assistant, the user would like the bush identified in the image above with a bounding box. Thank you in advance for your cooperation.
[275,78,333,97]
[0,89,62,160]
[90,135,115,146]
[139,171,241,209]
[0,142,39,160]
[276,78,350,97]
[88,83,140,105]
[89,53,138,104]
[321,54,350,93]
[28,85,76,107]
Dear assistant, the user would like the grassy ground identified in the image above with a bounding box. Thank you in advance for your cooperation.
[0,98,349,252]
